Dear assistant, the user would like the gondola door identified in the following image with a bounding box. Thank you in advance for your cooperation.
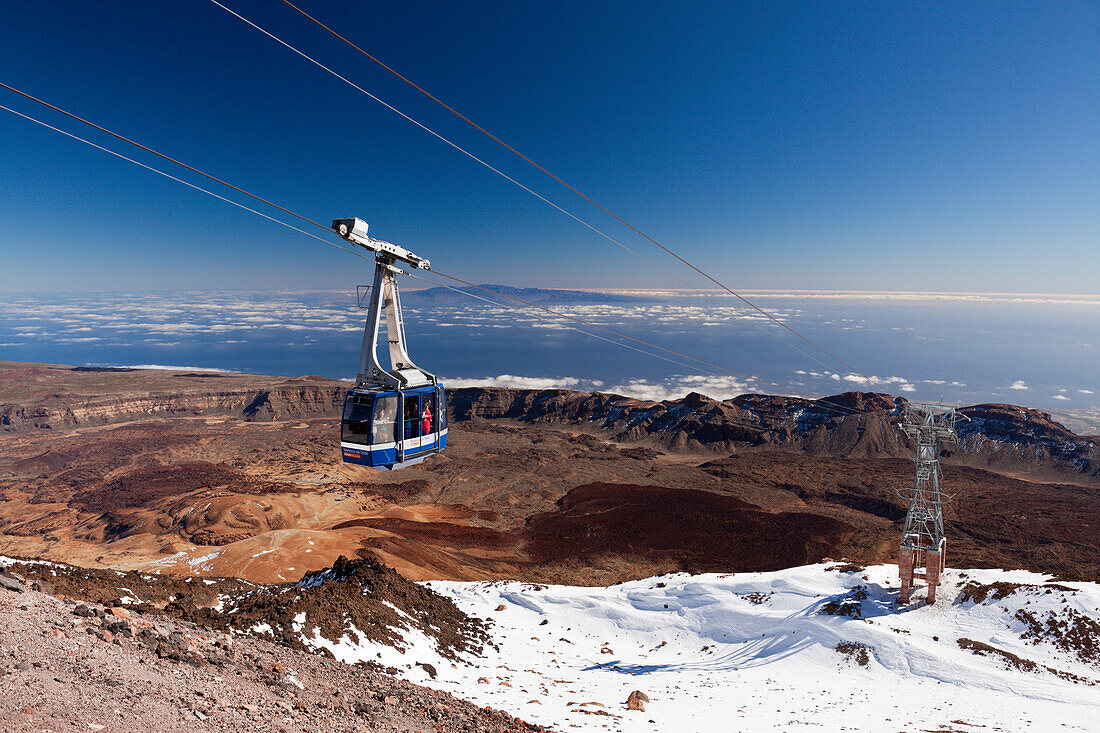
[371,393,399,466]
[421,390,438,451]
[401,392,420,459]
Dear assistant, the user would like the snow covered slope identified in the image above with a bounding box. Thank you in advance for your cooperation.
[313,563,1098,732]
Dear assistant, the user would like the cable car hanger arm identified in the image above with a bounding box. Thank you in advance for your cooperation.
[332,217,430,271]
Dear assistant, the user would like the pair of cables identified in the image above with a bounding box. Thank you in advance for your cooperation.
[0,81,872,423]
[0,84,771,394]
[225,0,880,388]
[0,4,880,423]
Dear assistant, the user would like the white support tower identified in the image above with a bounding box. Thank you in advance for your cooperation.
[332,217,435,390]
[897,402,966,604]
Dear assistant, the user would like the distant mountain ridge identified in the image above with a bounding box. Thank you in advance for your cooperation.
[402,284,655,306]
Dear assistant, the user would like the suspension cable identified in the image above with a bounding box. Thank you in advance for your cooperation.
[0,102,360,260]
[404,271,866,419]
[265,0,879,385]
[0,97,759,383]
[0,95,865,419]
[203,0,689,288]
[0,82,331,236]
[404,270,834,433]
[1,78,845,379]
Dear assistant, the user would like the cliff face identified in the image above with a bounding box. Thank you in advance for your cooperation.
[448,388,1099,481]
[448,388,909,455]
[2,362,1095,482]
[0,385,344,431]
[957,404,1097,474]
[0,362,345,432]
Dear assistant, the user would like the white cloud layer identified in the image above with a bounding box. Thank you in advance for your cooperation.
[2,290,1095,413]
[124,364,239,372]
[442,374,754,402]
[836,373,918,393]
[445,375,581,390]
[591,289,1100,307]
[601,376,751,402]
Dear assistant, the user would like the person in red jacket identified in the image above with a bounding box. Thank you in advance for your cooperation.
[421,404,433,435]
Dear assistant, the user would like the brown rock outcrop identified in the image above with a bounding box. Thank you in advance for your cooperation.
[449,387,1098,481]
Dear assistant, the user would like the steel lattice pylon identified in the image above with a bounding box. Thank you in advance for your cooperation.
[897,402,966,604]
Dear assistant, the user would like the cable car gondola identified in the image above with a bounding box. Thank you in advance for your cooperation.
[333,217,447,470]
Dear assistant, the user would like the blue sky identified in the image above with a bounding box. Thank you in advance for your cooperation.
[0,1,1096,292]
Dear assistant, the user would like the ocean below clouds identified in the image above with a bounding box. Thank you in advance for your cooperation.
[0,289,1097,419]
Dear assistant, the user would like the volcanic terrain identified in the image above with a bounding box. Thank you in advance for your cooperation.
[0,360,1098,586]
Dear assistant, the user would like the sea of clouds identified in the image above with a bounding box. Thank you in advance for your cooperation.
[0,289,1096,412]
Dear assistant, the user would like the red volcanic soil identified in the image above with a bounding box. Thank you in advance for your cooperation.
[7,449,76,473]
[332,517,517,551]
[522,482,856,573]
[700,452,1100,579]
[71,462,297,512]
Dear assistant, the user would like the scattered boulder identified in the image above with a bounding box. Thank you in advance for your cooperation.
[155,642,183,662]
[30,579,54,594]
[626,690,650,711]
[278,674,305,691]
[0,571,26,593]
[818,586,869,618]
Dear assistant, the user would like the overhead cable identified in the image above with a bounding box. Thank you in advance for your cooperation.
[404,271,720,376]
[405,270,832,434]
[267,0,880,386]
[204,0,687,287]
[0,96,762,387]
[0,102,356,258]
[0,92,864,420]
[0,81,331,236]
[2,78,843,380]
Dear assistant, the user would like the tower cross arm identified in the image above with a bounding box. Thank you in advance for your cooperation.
[332,218,431,270]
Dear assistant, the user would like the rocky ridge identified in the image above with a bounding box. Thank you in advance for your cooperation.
[2,555,489,667]
[0,383,342,432]
[449,388,1099,481]
[0,562,548,732]
[4,362,1094,482]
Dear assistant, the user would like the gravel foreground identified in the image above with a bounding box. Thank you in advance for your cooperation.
[0,579,549,732]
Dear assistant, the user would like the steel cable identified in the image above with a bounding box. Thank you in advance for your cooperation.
[269,0,880,386]
[0,94,867,421]
[204,0,688,288]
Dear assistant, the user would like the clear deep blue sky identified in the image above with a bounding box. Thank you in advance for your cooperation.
[1,1,1096,292]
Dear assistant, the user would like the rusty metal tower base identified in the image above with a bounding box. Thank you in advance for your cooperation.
[897,402,964,604]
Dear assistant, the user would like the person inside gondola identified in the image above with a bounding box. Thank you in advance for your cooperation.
[422,404,433,434]
[404,397,420,439]
[373,399,396,444]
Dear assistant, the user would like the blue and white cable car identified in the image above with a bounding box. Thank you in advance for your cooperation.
[340,384,448,469]
[333,217,448,470]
